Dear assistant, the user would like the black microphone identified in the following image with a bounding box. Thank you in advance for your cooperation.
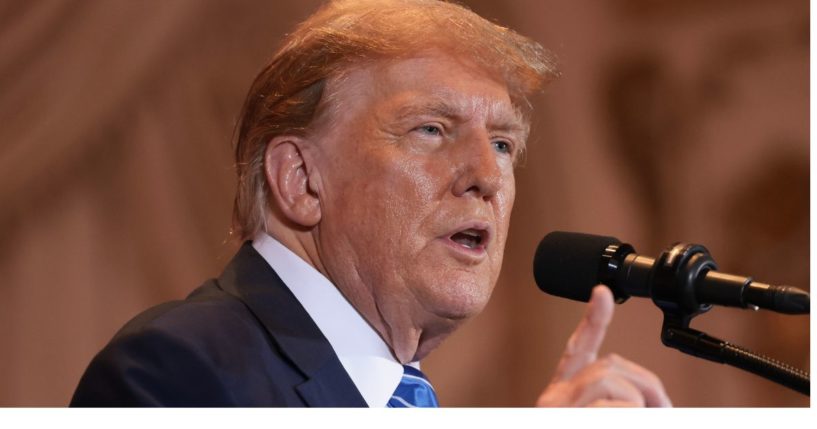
[533,231,809,315]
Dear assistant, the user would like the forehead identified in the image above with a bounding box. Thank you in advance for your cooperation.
[323,52,526,128]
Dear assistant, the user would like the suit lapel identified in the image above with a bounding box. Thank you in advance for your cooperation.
[217,242,367,407]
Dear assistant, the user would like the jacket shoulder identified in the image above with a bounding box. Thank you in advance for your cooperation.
[71,280,304,406]
[113,279,258,345]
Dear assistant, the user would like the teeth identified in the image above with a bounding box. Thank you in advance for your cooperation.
[463,229,482,241]
[451,229,483,249]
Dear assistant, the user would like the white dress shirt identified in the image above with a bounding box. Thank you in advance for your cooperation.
[253,232,417,407]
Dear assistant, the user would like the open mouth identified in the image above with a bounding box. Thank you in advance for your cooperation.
[449,228,488,250]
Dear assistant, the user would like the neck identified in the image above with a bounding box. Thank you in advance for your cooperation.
[264,225,458,364]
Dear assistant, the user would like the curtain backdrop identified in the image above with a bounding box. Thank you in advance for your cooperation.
[0,0,808,406]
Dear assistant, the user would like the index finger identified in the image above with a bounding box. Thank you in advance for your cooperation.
[552,285,615,381]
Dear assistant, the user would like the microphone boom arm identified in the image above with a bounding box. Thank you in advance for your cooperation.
[649,242,810,396]
[661,317,810,395]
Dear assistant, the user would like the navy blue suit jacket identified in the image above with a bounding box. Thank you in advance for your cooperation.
[70,242,367,407]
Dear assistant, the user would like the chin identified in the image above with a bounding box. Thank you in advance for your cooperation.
[410,281,492,361]
[422,275,495,321]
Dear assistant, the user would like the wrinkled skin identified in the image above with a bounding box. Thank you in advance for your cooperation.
[265,51,672,407]
[307,52,525,363]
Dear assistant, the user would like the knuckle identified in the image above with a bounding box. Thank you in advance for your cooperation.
[595,374,614,391]
[597,354,616,369]
[563,336,578,356]
[606,353,622,363]
[585,369,613,388]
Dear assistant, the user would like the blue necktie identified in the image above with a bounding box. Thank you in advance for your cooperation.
[388,365,439,407]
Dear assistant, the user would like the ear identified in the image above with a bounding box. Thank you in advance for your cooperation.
[263,136,321,228]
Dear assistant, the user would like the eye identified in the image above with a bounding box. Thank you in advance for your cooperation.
[415,124,443,136]
[492,140,513,155]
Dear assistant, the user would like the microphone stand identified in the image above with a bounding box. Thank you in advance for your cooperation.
[649,242,810,396]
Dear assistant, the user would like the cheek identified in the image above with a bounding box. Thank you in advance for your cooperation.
[376,149,449,207]
[384,153,448,206]
[327,153,444,255]
[493,173,516,243]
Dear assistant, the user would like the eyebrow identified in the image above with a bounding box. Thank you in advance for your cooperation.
[394,98,463,122]
[393,97,528,135]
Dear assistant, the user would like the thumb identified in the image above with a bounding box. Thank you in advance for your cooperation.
[552,285,615,381]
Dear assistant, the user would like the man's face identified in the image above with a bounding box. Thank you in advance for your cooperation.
[310,51,526,358]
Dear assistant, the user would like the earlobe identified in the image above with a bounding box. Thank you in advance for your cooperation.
[263,137,322,228]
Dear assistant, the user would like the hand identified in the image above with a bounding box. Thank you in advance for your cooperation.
[536,285,672,407]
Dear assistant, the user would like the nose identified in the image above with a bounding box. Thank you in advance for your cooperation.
[451,132,504,201]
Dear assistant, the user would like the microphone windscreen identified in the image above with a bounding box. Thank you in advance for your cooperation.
[533,231,620,302]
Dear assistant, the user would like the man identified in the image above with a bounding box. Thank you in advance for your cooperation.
[72,0,671,407]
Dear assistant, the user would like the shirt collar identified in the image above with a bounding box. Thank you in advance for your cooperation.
[252,232,416,407]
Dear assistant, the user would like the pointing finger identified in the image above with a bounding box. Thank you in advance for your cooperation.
[552,285,615,381]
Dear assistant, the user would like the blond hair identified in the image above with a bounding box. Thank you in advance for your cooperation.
[232,0,558,240]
